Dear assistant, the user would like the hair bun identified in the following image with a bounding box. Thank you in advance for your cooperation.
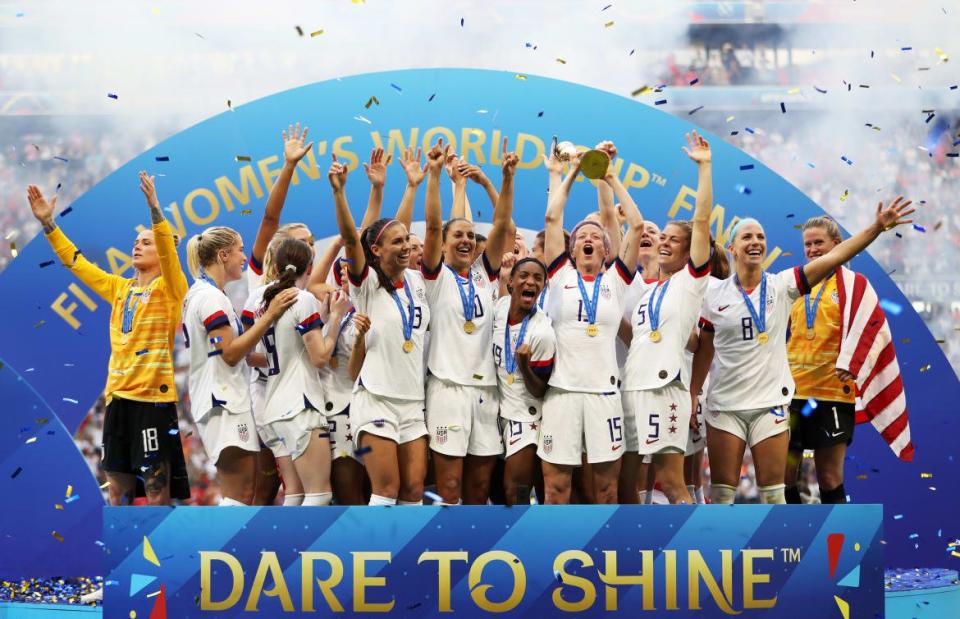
[284,264,297,273]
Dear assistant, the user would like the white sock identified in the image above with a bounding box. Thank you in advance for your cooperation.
[397,499,423,505]
[643,490,654,505]
[710,484,737,505]
[283,493,304,506]
[219,496,247,506]
[759,484,786,505]
[436,499,462,506]
[369,493,397,506]
[686,485,696,501]
[694,487,705,504]
[302,492,333,506]
[638,490,647,504]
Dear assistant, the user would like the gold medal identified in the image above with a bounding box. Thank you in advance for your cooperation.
[649,330,662,343]
[402,339,414,353]
[329,356,339,369]
[757,332,769,345]
[507,373,515,385]
[463,320,476,334]
[586,324,599,337]
[805,330,816,341]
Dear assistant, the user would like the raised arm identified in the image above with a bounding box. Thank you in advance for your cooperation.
[307,236,344,298]
[594,142,622,261]
[421,139,449,272]
[328,155,364,279]
[395,146,426,230]
[544,136,563,196]
[27,185,122,302]
[213,288,298,366]
[347,313,371,381]
[361,148,390,229]
[140,171,188,302]
[682,131,713,268]
[802,196,914,287]
[446,153,470,221]
[483,138,519,271]
[250,123,313,268]
[602,151,643,273]
[304,290,350,368]
[460,161,499,219]
[543,155,581,266]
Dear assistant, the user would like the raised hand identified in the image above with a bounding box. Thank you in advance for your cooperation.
[139,171,160,208]
[283,122,313,164]
[426,138,448,175]
[329,289,351,316]
[400,146,427,187]
[543,135,564,176]
[363,147,391,188]
[500,137,519,178]
[445,152,467,185]
[265,287,299,320]
[26,185,57,227]
[682,130,711,165]
[515,343,533,369]
[353,313,371,336]
[501,251,518,273]
[328,154,349,191]
[595,140,618,162]
[876,196,915,231]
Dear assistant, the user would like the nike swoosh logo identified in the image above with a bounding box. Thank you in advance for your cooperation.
[830,431,844,437]
[645,438,658,444]
[718,305,730,311]
[612,444,622,451]
[509,437,522,445]
[774,418,786,424]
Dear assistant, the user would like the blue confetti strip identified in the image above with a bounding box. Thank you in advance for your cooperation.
[879,299,903,315]
[53,156,68,163]
[428,93,436,102]
[841,155,853,165]
[735,184,751,195]
[207,349,223,357]
[801,398,818,417]
[814,86,827,93]
[107,93,118,100]
[424,490,443,503]
[537,111,544,117]
[65,494,79,504]
[901,46,912,51]
[806,162,816,168]
[730,131,739,136]
[135,349,149,356]
[739,164,754,170]
[155,155,169,162]
[39,260,54,268]
[744,127,755,134]
[654,99,667,105]
[11,466,22,479]
[59,207,72,217]
[168,428,179,435]
[780,102,786,113]
[687,105,703,115]
[390,83,402,92]
[460,17,464,26]
[689,78,699,85]
[601,3,612,10]
[913,224,927,233]
[951,85,958,90]
[894,514,904,520]
[354,446,373,458]
[925,113,935,124]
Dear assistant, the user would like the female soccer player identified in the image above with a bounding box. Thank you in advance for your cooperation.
[692,197,914,504]
[538,144,644,505]
[784,217,857,504]
[27,175,190,506]
[330,152,431,506]
[493,258,555,505]
[420,138,517,505]
[183,226,297,505]
[622,132,714,505]
[258,238,351,506]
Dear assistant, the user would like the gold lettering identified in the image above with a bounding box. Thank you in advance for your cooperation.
[258,155,284,191]
[709,204,740,247]
[664,550,678,610]
[352,551,394,612]
[214,166,264,213]
[200,551,244,611]
[300,551,344,612]
[422,126,458,153]
[551,550,596,612]
[51,282,98,330]
[515,133,545,170]
[761,247,782,271]
[333,136,359,172]
[742,549,777,609]
[599,550,654,611]
[418,551,469,612]
[688,550,739,615]
[622,162,650,189]
[245,551,294,612]
[489,130,503,164]
[106,247,133,276]
[183,188,220,225]
[468,550,526,613]
[370,128,420,162]
[293,142,325,185]
[460,128,487,164]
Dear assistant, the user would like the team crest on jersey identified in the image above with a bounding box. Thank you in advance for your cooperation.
[436,426,448,445]
[543,434,553,454]
[600,285,612,300]
[831,290,840,303]
[237,423,249,443]
[473,271,485,287]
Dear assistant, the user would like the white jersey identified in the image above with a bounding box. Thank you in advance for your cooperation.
[618,277,657,373]
[623,260,711,391]
[182,279,252,420]
[246,253,265,290]
[319,309,360,415]
[422,254,499,386]
[492,297,556,421]
[349,265,431,401]
[545,254,634,393]
[241,286,269,382]
[259,289,327,423]
[700,267,809,412]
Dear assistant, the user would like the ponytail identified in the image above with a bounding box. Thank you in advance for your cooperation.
[709,238,730,280]
[185,226,240,280]
[261,238,312,311]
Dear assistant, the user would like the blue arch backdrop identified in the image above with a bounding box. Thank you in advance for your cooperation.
[0,69,955,576]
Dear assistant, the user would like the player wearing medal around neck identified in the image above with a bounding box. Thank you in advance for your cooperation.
[27,174,191,507]
[691,196,915,505]
[784,217,858,505]
[621,132,714,505]
[492,258,556,505]
[182,226,298,505]
[251,238,352,506]
[538,140,644,505]
[330,151,432,507]
[421,138,517,505]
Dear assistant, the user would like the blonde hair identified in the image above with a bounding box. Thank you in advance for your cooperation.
[261,231,294,285]
[278,222,310,237]
[802,216,842,243]
[186,226,240,280]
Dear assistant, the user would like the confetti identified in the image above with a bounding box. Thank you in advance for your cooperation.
[601,3,612,9]
[25,437,37,444]
[555,58,567,64]
[99,481,110,489]
[11,467,22,479]
[801,398,818,417]
[894,514,904,520]
[604,20,614,28]
[62,397,79,404]
[235,156,251,162]
[51,531,64,543]
[879,299,903,316]
[424,490,443,503]
[891,73,902,83]
[739,164,755,171]
[841,155,853,165]
[155,156,169,162]
[806,162,816,168]
[780,102,786,113]
[240,209,252,215]
[135,349,150,356]
[295,26,303,36]
[39,260,54,268]
[787,87,800,94]
[227,100,233,110]
[354,446,372,458]
[353,115,372,125]
[921,473,933,478]
[744,127,755,134]
[688,105,704,115]
[428,93,436,102]
[925,113,935,124]
[364,96,379,109]
[840,190,850,202]
[537,111,544,117]
[515,74,527,81]
[814,86,827,94]
[310,29,324,37]
[913,224,926,233]
[65,495,79,504]
[66,485,72,498]
[168,428,179,435]
[390,83,402,92]
[653,98,667,106]
[631,86,655,97]
[689,78,699,86]
[460,17,464,26]
[107,93,119,100]
[920,364,932,373]
[901,46,912,51]
[195,32,205,39]
[735,184,751,195]
[53,156,68,163]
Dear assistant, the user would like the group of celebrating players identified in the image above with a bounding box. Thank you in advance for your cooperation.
[26,122,914,509]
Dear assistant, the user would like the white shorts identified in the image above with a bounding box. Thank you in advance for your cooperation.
[705,405,789,447]
[328,407,363,464]
[261,409,327,461]
[622,396,639,454]
[351,386,428,447]
[196,406,260,465]
[685,392,706,456]
[499,416,539,459]
[624,382,690,455]
[537,388,624,466]
[426,377,501,457]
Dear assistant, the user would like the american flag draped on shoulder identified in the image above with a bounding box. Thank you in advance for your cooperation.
[835,266,914,461]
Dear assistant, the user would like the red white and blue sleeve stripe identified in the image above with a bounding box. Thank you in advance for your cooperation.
[348,263,369,287]
[248,254,263,276]
[203,310,230,332]
[481,252,499,282]
[793,266,811,295]
[698,316,715,333]
[529,357,555,379]
[687,256,712,278]
[240,309,256,327]
[295,312,324,335]
[546,253,569,280]
[613,257,635,284]
[421,258,443,281]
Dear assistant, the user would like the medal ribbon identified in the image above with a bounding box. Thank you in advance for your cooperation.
[647,279,671,333]
[576,271,603,327]
[391,277,416,342]
[734,272,767,336]
[803,275,830,331]
[447,265,475,322]
[504,310,533,376]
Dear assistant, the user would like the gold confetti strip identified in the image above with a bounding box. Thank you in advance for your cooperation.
[920,364,932,373]
[781,251,793,257]
[921,472,933,478]
[515,74,527,81]
[604,20,614,27]
[10,242,18,258]
[34,320,45,328]
[856,474,868,480]
[891,73,902,83]
[555,58,567,64]
[631,85,654,97]
[787,87,801,95]
[840,190,850,202]
[364,95,379,109]
[901,338,911,344]
[310,29,324,37]
[725,115,735,123]
[935,47,948,62]
[25,437,37,444]
[936,339,946,344]
[51,531,64,543]
[4,230,16,240]
[235,156,251,162]
[240,209,252,215]
[55,504,63,510]
[66,485,73,498]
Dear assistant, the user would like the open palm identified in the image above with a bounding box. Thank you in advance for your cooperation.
[283,122,313,163]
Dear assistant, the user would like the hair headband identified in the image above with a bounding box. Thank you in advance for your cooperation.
[727,217,761,245]
[371,219,401,246]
